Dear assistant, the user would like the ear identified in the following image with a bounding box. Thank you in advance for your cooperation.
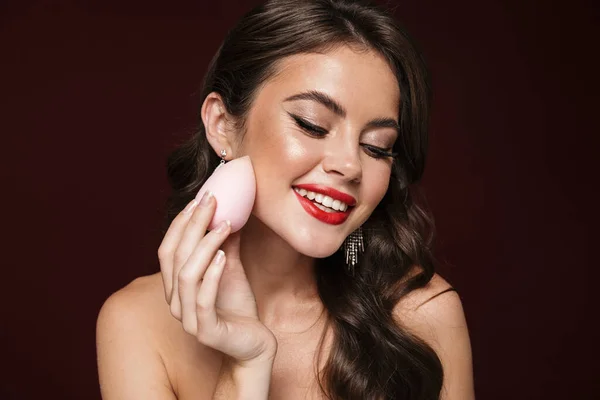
[201,92,235,160]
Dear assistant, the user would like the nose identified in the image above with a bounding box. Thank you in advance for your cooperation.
[321,138,362,183]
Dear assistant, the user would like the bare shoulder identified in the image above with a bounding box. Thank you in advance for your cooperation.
[394,273,466,331]
[96,272,178,398]
[393,273,475,400]
[96,272,197,355]
[96,273,223,399]
[97,272,174,340]
[102,272,170,313]
[393,272,468,350]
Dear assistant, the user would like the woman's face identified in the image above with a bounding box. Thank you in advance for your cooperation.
[237,45,400,257]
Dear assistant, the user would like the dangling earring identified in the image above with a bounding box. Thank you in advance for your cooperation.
[343,226,364,275]
[215,149,227,170]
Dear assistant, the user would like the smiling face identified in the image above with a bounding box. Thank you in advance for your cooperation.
[230,45,400,258]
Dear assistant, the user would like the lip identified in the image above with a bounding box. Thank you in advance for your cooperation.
[293,183,357,206]
[293,191,352,225]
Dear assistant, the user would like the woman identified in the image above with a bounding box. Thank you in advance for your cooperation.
[96,0,474,399]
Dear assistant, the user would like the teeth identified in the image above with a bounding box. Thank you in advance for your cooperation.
[314,202,335,213]
[294,187,350,212]
[332,200,341,211]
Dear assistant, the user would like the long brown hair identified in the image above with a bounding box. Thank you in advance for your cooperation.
[163,1,442,398]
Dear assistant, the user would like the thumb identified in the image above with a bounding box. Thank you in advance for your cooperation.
[221,231,242,261]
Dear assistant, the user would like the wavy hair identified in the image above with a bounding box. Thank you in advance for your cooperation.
[162,0,443,398]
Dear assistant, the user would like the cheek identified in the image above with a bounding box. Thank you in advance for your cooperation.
[243,110,322,181]
[361,163,391,209]
[241,117,320,206]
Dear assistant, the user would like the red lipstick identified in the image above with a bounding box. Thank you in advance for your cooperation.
[292,184,356,225]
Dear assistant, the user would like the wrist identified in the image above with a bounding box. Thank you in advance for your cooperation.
[230,356,275,400]
[238,344,277,368]
[234,333,278,368]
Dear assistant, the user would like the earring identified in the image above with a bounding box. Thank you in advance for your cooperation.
[216,149,227,170]
[343,226,364,275]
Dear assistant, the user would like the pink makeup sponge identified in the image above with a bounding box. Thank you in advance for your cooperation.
[194,155,256,233]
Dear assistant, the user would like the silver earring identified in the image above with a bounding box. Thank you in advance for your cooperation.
[343,226,364,275]
[216,149,227,170]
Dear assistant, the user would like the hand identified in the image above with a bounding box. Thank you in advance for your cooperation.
[158,192,277,364]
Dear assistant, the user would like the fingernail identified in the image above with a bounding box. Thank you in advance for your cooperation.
[183,199,198,214]
[214,250,225,265]
[214,220,231,233]
[200,191,213,206]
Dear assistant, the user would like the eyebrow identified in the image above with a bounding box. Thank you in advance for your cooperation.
[284,90,347,117]
[363,117,400,134]
[283,90,400,133]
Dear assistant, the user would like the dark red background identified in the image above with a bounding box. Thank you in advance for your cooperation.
[1,0,597,399]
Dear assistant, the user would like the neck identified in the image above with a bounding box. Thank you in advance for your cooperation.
[238,215,323,331]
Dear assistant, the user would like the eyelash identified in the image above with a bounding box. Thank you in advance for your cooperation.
[291,115,398,159]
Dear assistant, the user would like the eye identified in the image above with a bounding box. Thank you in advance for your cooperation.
[289,113,397,159]
[361,144,398,159]
[289,114,328,137]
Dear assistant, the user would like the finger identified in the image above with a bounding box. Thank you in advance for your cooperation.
[157,198,200,304]
[221,231,242,261]
[170,191,215,320]
[195,249,226,344]
[179,220,231,334]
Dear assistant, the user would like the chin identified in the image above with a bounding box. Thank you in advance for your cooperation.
[286,230,345,259]
[300,244,341,259]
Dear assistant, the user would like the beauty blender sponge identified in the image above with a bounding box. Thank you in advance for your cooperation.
[194,155,256,233]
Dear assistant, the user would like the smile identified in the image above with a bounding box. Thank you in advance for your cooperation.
[292,184,356,225]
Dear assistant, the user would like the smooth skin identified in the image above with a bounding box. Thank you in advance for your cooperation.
[161,194,277,365]
[96,46,474,400]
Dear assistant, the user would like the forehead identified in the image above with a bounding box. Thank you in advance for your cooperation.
[257,45,400,117]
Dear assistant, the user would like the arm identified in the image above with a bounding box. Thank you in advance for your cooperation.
[422,290,474,400]
[395,274,475,400]
[96,288,177,400]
